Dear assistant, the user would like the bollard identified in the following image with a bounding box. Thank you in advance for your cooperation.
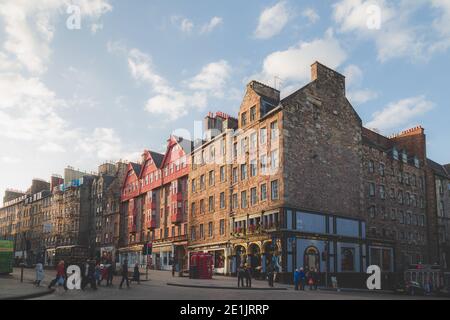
[20,263,26,283]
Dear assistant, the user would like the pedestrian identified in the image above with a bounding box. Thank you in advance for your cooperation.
[132,263,140,285]
[245,264,252,288]
[85,260,98,290]
[35,261,45,287]
[294,269,300,291]
[172,263,176,277]
[313,268,320,290]
[48,260,67,291]
[307,268,315,290]
[106,261,114,286]
[267,265,274,288]
[119,259,130,289]
[237,265,245,288]
[94,262,102,286]
[299,268,306,290]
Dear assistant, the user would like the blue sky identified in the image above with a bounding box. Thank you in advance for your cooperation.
[0,0,449,197]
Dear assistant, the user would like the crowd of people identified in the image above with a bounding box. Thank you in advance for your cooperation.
[39,258,142,292]
[294,268,320,291]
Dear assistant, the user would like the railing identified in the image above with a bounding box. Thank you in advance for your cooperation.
[171,209,183,223]
[171,192,183,202]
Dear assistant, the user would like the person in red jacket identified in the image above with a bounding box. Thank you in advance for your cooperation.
[48,260,67,291]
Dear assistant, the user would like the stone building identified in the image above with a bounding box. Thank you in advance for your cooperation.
[188,63,369,285]
[426,159,450,269]
[91,162,128,261]
[119,137,192,271]
[188,112,238,275]
[44,169,95,264]
[362,127,428,272]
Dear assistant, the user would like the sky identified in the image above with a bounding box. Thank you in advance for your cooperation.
[0,0,450,198]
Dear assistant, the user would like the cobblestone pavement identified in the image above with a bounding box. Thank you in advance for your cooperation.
[0,268,53,300]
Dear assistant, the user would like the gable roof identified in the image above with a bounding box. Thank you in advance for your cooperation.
[130,162,142,177]
[427,158,449,177]
[149,151,164,168]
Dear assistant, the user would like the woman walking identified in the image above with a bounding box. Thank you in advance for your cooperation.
[35,261,45,287]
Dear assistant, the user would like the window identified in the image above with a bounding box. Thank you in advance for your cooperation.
[260,128,267,145]
[439,201,445,217]
[220,219,225,236]
[393,148,399,160]
[271,180,279,200]
[199,224,204,239]
[250,187,257,206]
[250,133,257,151]
[191,202,196,217]
[241,112,247,126]
[200,175,205,190]
[250,159,257,177]
[270,121,278,141]
[341,248,355,272]
[250,106,256,121]
[368,160,375,173]
[208,222,213,237]
[379,185,385,200]
[390,208,396,221]
[220,192,225,209]
[270,150,279,170]
[260,155,268,175]
[232,167,238,184]
[241,164,248,180]
[260,184,267,201]
[220,166,226,182]
[399,211,405,224]
[369,206,376,219]
[369,183,376,197]
[200,199,205,214]
[379,163,385,176]
[241,191,248,208]
[208,170,215,186]
[208,196,214,212]
[232,193,238,210]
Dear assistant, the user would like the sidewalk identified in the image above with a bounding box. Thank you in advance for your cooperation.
[165,273,290,291]
[0,269,54,300]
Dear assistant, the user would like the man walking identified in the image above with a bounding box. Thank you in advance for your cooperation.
[299,268,306,290]
[119,259,130,289]
[267,265,274,288]
[237,265,245,288]
[294,269,300,291]
[245,264,252,288]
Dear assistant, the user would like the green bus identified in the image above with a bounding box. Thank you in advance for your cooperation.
[0,240,14,274]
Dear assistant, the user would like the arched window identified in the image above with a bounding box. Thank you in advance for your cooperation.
[341,248,355,272]
[304,246,320,272]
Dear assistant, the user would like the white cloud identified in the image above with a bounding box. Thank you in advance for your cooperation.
[333,0,450,62]
[0,156,22,164]
[91,23,103,34]
[255,1,291,39]
[200,16,223,34]
[344,64,363,87]
[126,48,211,120]
[365,96,434,133]
[348,89,378,104]
[188,60,231,97]
[259,31,347,84]
[171,16,194,33]
[302,8,320,24]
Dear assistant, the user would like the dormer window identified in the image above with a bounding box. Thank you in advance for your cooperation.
[250,106,256,122]
[241,112,247,126]
[392,147,399,160]
[414,156,420,168]
[402,150,408,163]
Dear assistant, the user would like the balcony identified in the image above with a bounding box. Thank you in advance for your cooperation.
[130,224,137,233]
[171,192,183,202]
[171,209,183,224]
[146,219,156,230]
[146,201,156,210]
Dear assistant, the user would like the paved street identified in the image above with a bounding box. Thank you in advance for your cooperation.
[0,268,438,300]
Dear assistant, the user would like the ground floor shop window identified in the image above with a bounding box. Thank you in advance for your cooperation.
[341,247,355,272]
[304,246,320,271]
[214,251,225,268]
[370,247,393,272]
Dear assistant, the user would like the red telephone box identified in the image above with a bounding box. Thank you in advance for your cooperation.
[190,253,213,279]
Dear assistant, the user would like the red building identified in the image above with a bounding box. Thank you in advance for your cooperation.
[119,136,192,271]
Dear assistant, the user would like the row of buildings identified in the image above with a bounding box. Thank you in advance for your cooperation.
[1,62,449,286]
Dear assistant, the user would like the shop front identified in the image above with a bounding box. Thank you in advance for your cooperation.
[151,244,173,271]
[188,242,230,275]
[118,245,144,269]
